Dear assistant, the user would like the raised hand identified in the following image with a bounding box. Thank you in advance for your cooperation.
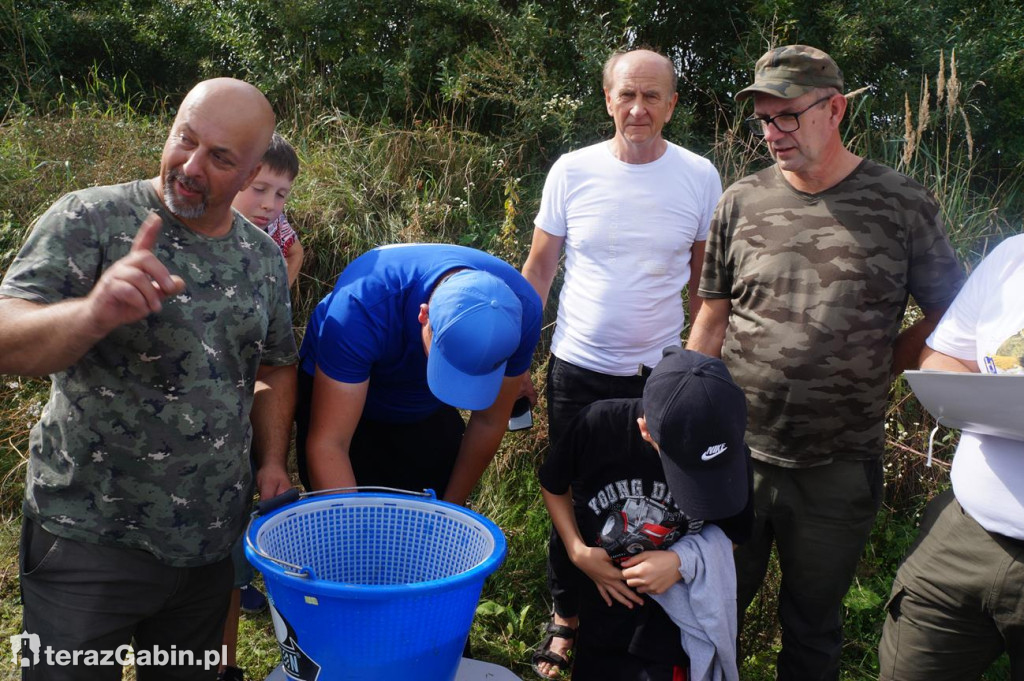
[86,213,186,334]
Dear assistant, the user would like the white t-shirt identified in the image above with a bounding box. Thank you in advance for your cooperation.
[927,233,1024,540]
[535,140,722,375]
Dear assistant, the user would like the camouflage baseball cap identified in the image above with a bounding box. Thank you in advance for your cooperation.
[735,45,843,102]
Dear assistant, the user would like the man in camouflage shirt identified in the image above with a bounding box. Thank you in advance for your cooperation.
[0,78,297,680]
[686,46,964,680]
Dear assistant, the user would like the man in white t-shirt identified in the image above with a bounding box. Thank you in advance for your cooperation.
[879,233,1024,680]
[521,47,722,678]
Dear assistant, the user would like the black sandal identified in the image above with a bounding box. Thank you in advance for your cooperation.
[530,621,576,679]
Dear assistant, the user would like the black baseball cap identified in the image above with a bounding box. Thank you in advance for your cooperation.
[643,347,749,520]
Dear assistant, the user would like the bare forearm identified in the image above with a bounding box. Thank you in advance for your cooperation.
[920,345,979,373]
[251,365,297,471]
[542,486,640,607]
[520,228,562,307]
[443,416,505,505]
[686,324,723,357]
[284,242,304,288]
[892,321,932,374]
[685,297,730,358]
[305,373,366,492]
[521,264,555,307]
[443,376,519,504]
[687,290,704,325]
[893,310,946,375]
[541,488,586,557]
[687,240,706,322]
[0,297,106,376]
[306,440,357,491]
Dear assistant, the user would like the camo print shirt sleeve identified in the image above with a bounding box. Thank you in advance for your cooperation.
[0,190,109,303]
[700,161,964,466]
[4,180,298,567]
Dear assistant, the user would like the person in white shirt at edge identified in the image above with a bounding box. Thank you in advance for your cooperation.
[521,46,722,679]
[878,233,1024,681]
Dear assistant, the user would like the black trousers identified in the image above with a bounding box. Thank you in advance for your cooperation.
[545,354,650,618]
[294,370,466,497]
[19,517,232,681]
[573,640,686,681]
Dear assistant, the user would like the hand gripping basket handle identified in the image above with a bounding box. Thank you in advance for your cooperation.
[254,487,302,515]
[245,486,438,579]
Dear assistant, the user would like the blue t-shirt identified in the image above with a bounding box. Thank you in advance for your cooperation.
[299,244,542,422]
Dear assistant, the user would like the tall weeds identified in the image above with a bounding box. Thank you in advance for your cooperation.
[284,113,537,325]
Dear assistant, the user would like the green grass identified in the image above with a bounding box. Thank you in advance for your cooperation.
[0,96,1021,680]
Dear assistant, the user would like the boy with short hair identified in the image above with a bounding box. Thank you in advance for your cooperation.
[219,132,303,681]
[537,347,752,680]
[232,132,304,286]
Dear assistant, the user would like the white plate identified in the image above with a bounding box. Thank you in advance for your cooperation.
[904,370,1024,442]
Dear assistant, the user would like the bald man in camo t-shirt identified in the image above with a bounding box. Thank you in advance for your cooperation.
[687,46,964,680]
[0,79,297,681]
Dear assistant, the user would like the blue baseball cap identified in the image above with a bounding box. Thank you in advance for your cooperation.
[426,269,523,410]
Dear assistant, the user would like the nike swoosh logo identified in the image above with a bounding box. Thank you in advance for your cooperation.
[701,444,728,461]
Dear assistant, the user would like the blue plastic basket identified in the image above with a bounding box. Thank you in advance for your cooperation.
[245,488,507,681]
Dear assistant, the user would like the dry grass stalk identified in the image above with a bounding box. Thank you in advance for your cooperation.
[946,49,961,119]
[917,74,931,139]
[844,86,871,101]
[936,51,946,108]
[960,107,974,161]
[903,92,917,167]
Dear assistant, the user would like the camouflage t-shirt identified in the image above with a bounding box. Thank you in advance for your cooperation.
[700,160,964,467]
[0,180,298,566]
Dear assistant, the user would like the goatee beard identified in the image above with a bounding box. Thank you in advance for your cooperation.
[164,169,208,220]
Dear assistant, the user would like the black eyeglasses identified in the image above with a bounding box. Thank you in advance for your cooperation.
[744,95,834,137]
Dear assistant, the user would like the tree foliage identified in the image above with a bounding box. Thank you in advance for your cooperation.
[2,0,1023,172]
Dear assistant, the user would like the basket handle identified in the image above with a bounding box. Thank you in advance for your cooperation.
[252,486,436,519]
[245,486,439,580]
[254,487,302,516]
[244,528,315,579]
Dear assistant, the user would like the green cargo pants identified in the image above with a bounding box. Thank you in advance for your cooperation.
[734,457,884,681]
[879,489,1024,680]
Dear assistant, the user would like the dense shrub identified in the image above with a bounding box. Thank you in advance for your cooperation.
[4,0,1024,173]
